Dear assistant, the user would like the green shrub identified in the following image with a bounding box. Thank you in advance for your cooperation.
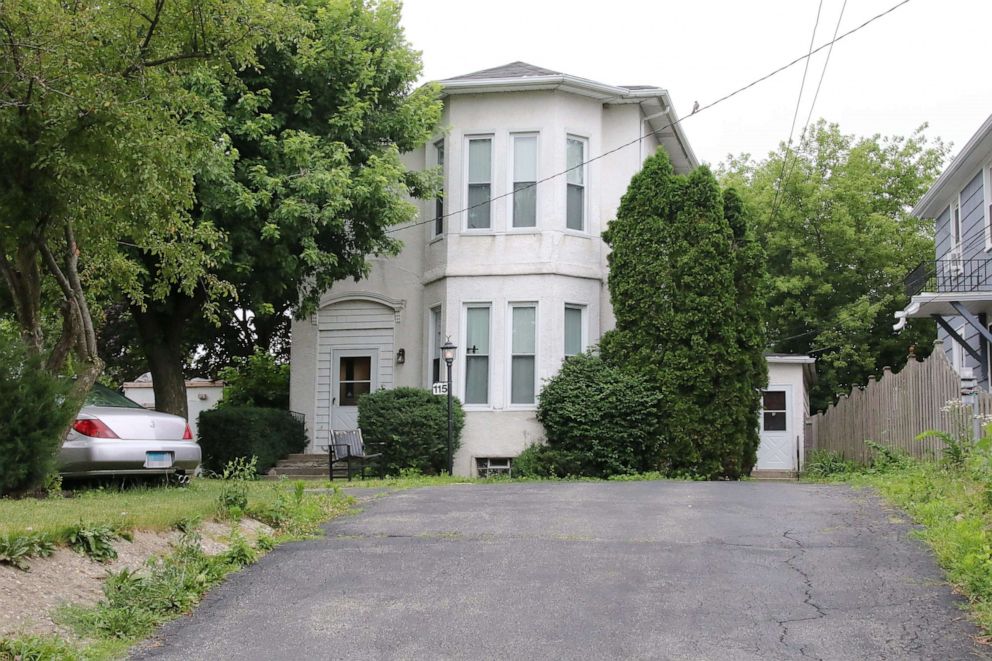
[511,444,586,479]
[0,332,79,495]
[357,387,464,475]
[197,407,305,475]
[802,449,858,479]
[67,523,128,563]
[217,350,289,409]
[217,457,256,517]
[864,440,913,473]
[534,353,662,478]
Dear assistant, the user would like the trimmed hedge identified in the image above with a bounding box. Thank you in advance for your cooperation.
[358,387,464,475]
[533,352,662,478]
[0,332,79,495]
[197,407,305,475]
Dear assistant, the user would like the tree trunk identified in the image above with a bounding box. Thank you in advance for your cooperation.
[132,300,195,419]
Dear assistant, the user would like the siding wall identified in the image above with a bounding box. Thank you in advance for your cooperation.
[313,300,397,451]
[937,170,989,389]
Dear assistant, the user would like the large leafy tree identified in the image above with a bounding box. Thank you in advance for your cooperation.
[127,0,442,416]
[0,0,289,399]
[603,151,768,478]
[719,121,949,411]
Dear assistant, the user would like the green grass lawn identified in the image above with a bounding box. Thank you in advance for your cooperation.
[1,480,296,542]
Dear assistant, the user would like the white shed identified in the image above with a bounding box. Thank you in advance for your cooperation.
[754,355,816,477]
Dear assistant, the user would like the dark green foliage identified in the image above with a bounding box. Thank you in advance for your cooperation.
[511,444,587,479]
[357,388,464,475]
[197,407,306,475]
[534,353,662,477]
[802,449,858,479]
[217,351,289,409]
[0,332,79,495]
[603,151,767,478]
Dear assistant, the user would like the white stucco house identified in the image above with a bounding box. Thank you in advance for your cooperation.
[289,62,813,476]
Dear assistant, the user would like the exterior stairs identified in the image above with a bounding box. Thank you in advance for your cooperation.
[265,453,330,481]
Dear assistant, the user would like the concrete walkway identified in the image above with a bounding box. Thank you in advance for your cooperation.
[134,481,986,660]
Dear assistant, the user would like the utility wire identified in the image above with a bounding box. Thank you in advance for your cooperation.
[385,0,914,236]
[768,0,825,223]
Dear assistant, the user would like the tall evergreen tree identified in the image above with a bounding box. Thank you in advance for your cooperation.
[603,151,767,478]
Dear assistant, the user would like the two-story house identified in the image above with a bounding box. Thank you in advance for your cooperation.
[895,113,992,389]
[290,62,814,477]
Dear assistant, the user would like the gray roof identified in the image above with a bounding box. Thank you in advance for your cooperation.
[446,61,563,81]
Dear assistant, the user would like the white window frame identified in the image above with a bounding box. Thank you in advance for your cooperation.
[507,302,538,408]
[565,134,588,233]
[464,135,494,232]
[951,196,963,250]
[433,139,445,239]
[509,132,539,231]
[428,305,442,386]
[984,162,992,252]
[563,303,586,358]
[463,303,492,407]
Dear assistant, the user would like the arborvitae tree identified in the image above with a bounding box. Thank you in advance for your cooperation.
[603,151,766,478]
[720,189,769,476]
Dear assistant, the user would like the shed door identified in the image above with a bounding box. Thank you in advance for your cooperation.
[756,386,795,470]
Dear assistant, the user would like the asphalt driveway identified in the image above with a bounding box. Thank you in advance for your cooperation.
[134,481,986,660]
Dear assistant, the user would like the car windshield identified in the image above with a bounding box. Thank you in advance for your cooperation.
[85,383,146,409]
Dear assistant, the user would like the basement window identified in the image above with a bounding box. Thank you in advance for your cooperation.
[476,457,512,478]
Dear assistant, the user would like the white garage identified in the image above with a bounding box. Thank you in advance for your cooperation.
[754,355,816,477]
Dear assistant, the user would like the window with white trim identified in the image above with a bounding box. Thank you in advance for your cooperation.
[510,304,536,405]
[566,136,586,231]
[951,198,962,248]
[564,305,584,357]
[467,137,492,229]
[434,140,445,237]
[430,306,442,385]
[512,134,537,228]
[464,305,491,404]
[952,323,966,375]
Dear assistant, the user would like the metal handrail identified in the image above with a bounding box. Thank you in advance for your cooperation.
[904,257,992,297]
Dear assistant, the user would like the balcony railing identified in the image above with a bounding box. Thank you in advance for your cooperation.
[905,257,992,297]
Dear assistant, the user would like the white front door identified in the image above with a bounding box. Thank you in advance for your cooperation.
[756,386,795,470]
[331,349,378,431]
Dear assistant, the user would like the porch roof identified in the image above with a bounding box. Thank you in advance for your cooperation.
[893,291,992,331]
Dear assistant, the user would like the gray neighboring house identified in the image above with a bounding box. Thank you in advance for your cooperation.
[895,112,992,390]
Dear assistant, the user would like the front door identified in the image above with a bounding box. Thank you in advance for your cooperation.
[756,386,795,470]
[331,350,377,431]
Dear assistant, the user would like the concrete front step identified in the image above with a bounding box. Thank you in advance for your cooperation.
[749,469,798,480]
[284,453,329,462]
[268,466,333,476]
[262,474,328,481]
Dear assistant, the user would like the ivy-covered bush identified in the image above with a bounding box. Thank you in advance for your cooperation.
[358,387,464,475]
[0,331,79,495]
[197,407,305,475]
[533,352,662,478]
[217,350,289,409]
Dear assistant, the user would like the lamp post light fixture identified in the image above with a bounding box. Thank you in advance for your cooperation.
[441,340,457,475]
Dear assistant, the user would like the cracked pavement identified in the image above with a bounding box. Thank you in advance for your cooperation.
[133,481,987,660]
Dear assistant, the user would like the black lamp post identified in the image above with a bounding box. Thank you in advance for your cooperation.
[441,340,457,475]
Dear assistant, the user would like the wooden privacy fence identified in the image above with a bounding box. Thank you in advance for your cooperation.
[809,341,992,463]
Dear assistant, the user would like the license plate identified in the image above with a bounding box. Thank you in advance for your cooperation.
[145,452,173,468]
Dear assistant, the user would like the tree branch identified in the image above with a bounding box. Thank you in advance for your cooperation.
[139,0,165,54]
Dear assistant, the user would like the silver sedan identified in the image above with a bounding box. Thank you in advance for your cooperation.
[59,384,202,477]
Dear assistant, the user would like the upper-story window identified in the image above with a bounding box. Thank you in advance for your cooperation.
[951,198,962,249]
[434,140,445,237]
[984,162,992,251]
[467,137,492,230]
[512,134,537,228]
[566,136,587,231]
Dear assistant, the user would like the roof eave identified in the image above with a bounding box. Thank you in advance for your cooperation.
[913,112,992,219]
[440,74,629,100]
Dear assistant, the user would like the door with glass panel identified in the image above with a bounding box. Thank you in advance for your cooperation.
[756,386,794,470]
[331,350,378,431]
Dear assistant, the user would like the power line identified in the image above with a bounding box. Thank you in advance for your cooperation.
[385,0,914,236]
[768,0,825,223]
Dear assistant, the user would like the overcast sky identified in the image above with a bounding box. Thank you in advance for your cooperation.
[400,0,992,168]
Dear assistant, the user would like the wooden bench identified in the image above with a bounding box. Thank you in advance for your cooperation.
[328,429,383,481]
